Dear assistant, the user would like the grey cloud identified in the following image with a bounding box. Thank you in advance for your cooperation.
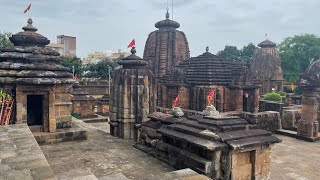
[0,0,319,57]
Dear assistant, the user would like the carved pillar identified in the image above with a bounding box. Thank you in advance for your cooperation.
[253,87,260,113]
[230,88,243,112]
[297,88,319,140]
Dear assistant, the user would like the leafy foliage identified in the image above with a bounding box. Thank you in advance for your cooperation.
[217,46,242,63]
[241,43,257,69]
[217,43,257,69]
[279,34,320,82]
[276,91,286,96]
[60,56,83,76]
[264,92,282,102]
[0,32,13,49]
[84,60,119,79]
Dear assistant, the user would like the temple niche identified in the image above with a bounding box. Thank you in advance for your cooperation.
[143,11,190,79]
[158,47,260,113]
[249,39,284,94]
[0,18,74,132]
[109,47,157,140]
[297,59,320,141]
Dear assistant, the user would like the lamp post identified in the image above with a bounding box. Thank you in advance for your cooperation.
[108,66,111,94]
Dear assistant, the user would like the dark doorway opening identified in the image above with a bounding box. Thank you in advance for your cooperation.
[243,95,248,112]
[27,95,43,126]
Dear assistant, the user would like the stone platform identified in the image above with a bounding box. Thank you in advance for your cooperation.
[0,124,56,180]
[33,123,87,145]
[80,114,109,123]
[36,119,320,179]
[151,168,211,180]
[276,129,320,142]
[40,119,174,179]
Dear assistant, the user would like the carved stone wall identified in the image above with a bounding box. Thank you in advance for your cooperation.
[297,59,320,141]
[143,12,190,79]
[250,39,283,94]
[109,48,157,140]
[0,18,74,132]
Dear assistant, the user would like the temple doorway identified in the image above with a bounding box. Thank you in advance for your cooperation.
[27,95,44,127]
[243,94,248,112]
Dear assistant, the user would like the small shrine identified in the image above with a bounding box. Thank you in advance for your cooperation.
[158,47,261,113]
[137,106,281,179]
[249,39,284,94]
[0,18,74,132]
[109,47,157,140]
[71,85,96,119]
[97,94,110,116]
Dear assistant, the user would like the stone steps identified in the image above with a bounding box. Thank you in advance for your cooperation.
[176,118,208,130]
[218,129,271,142]
[158,126,223,151]
[166,124,220,141]
[164,142,215,177]
[151,168,211,180]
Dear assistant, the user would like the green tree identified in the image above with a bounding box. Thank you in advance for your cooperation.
[60,56,83,76]
[217,45,242,63]
[241,43,257,69]
[0,32,13,49]
[217,43,257,70]
[279,34,320,82]
[84,60,118,79]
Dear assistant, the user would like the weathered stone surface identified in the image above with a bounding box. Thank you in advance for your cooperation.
[143,11,190,79]
[138,111,280,179]
[109,47,157,140]
[41,119,174,180]
[33,122,87,145]
[158,48,260,113]
[97,94,110,116]
[71,86,96,118]
[297,59,320,140]
[0,124,56,180]
[0,18,74,133]
[249,39,283,94]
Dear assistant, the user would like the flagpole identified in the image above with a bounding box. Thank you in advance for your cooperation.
[172,0,173,20]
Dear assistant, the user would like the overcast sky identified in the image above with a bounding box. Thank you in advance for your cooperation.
[1,0,319,58]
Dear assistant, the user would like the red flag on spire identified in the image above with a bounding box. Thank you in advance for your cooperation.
[128,39,135,48]
[173,95,179,108]
[24,3,32,14]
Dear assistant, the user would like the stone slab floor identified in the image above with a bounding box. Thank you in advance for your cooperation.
[41,119,320,180]
[271,135,320,180]
[40,119,174,180]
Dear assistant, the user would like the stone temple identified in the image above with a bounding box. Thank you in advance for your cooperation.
[0,18,74,132]
[109,47,157,140]
[158,47,261,113]
[249,39,283,94]
[143,10,190,79]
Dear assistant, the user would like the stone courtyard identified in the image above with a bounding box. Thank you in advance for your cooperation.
[38,119,320,180]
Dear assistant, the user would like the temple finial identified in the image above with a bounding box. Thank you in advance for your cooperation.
[131,46,136,55]
[206,46,209,52]
[166,9,170,19]
[27,18,33,26]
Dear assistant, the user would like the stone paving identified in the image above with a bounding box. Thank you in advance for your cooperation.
[271,135,320,180]
[0,124,56,180]
[40,119,174,180]
[3,119,319,179]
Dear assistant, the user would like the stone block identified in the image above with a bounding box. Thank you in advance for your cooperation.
[231,163,252,180]
[232,152,251,166]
